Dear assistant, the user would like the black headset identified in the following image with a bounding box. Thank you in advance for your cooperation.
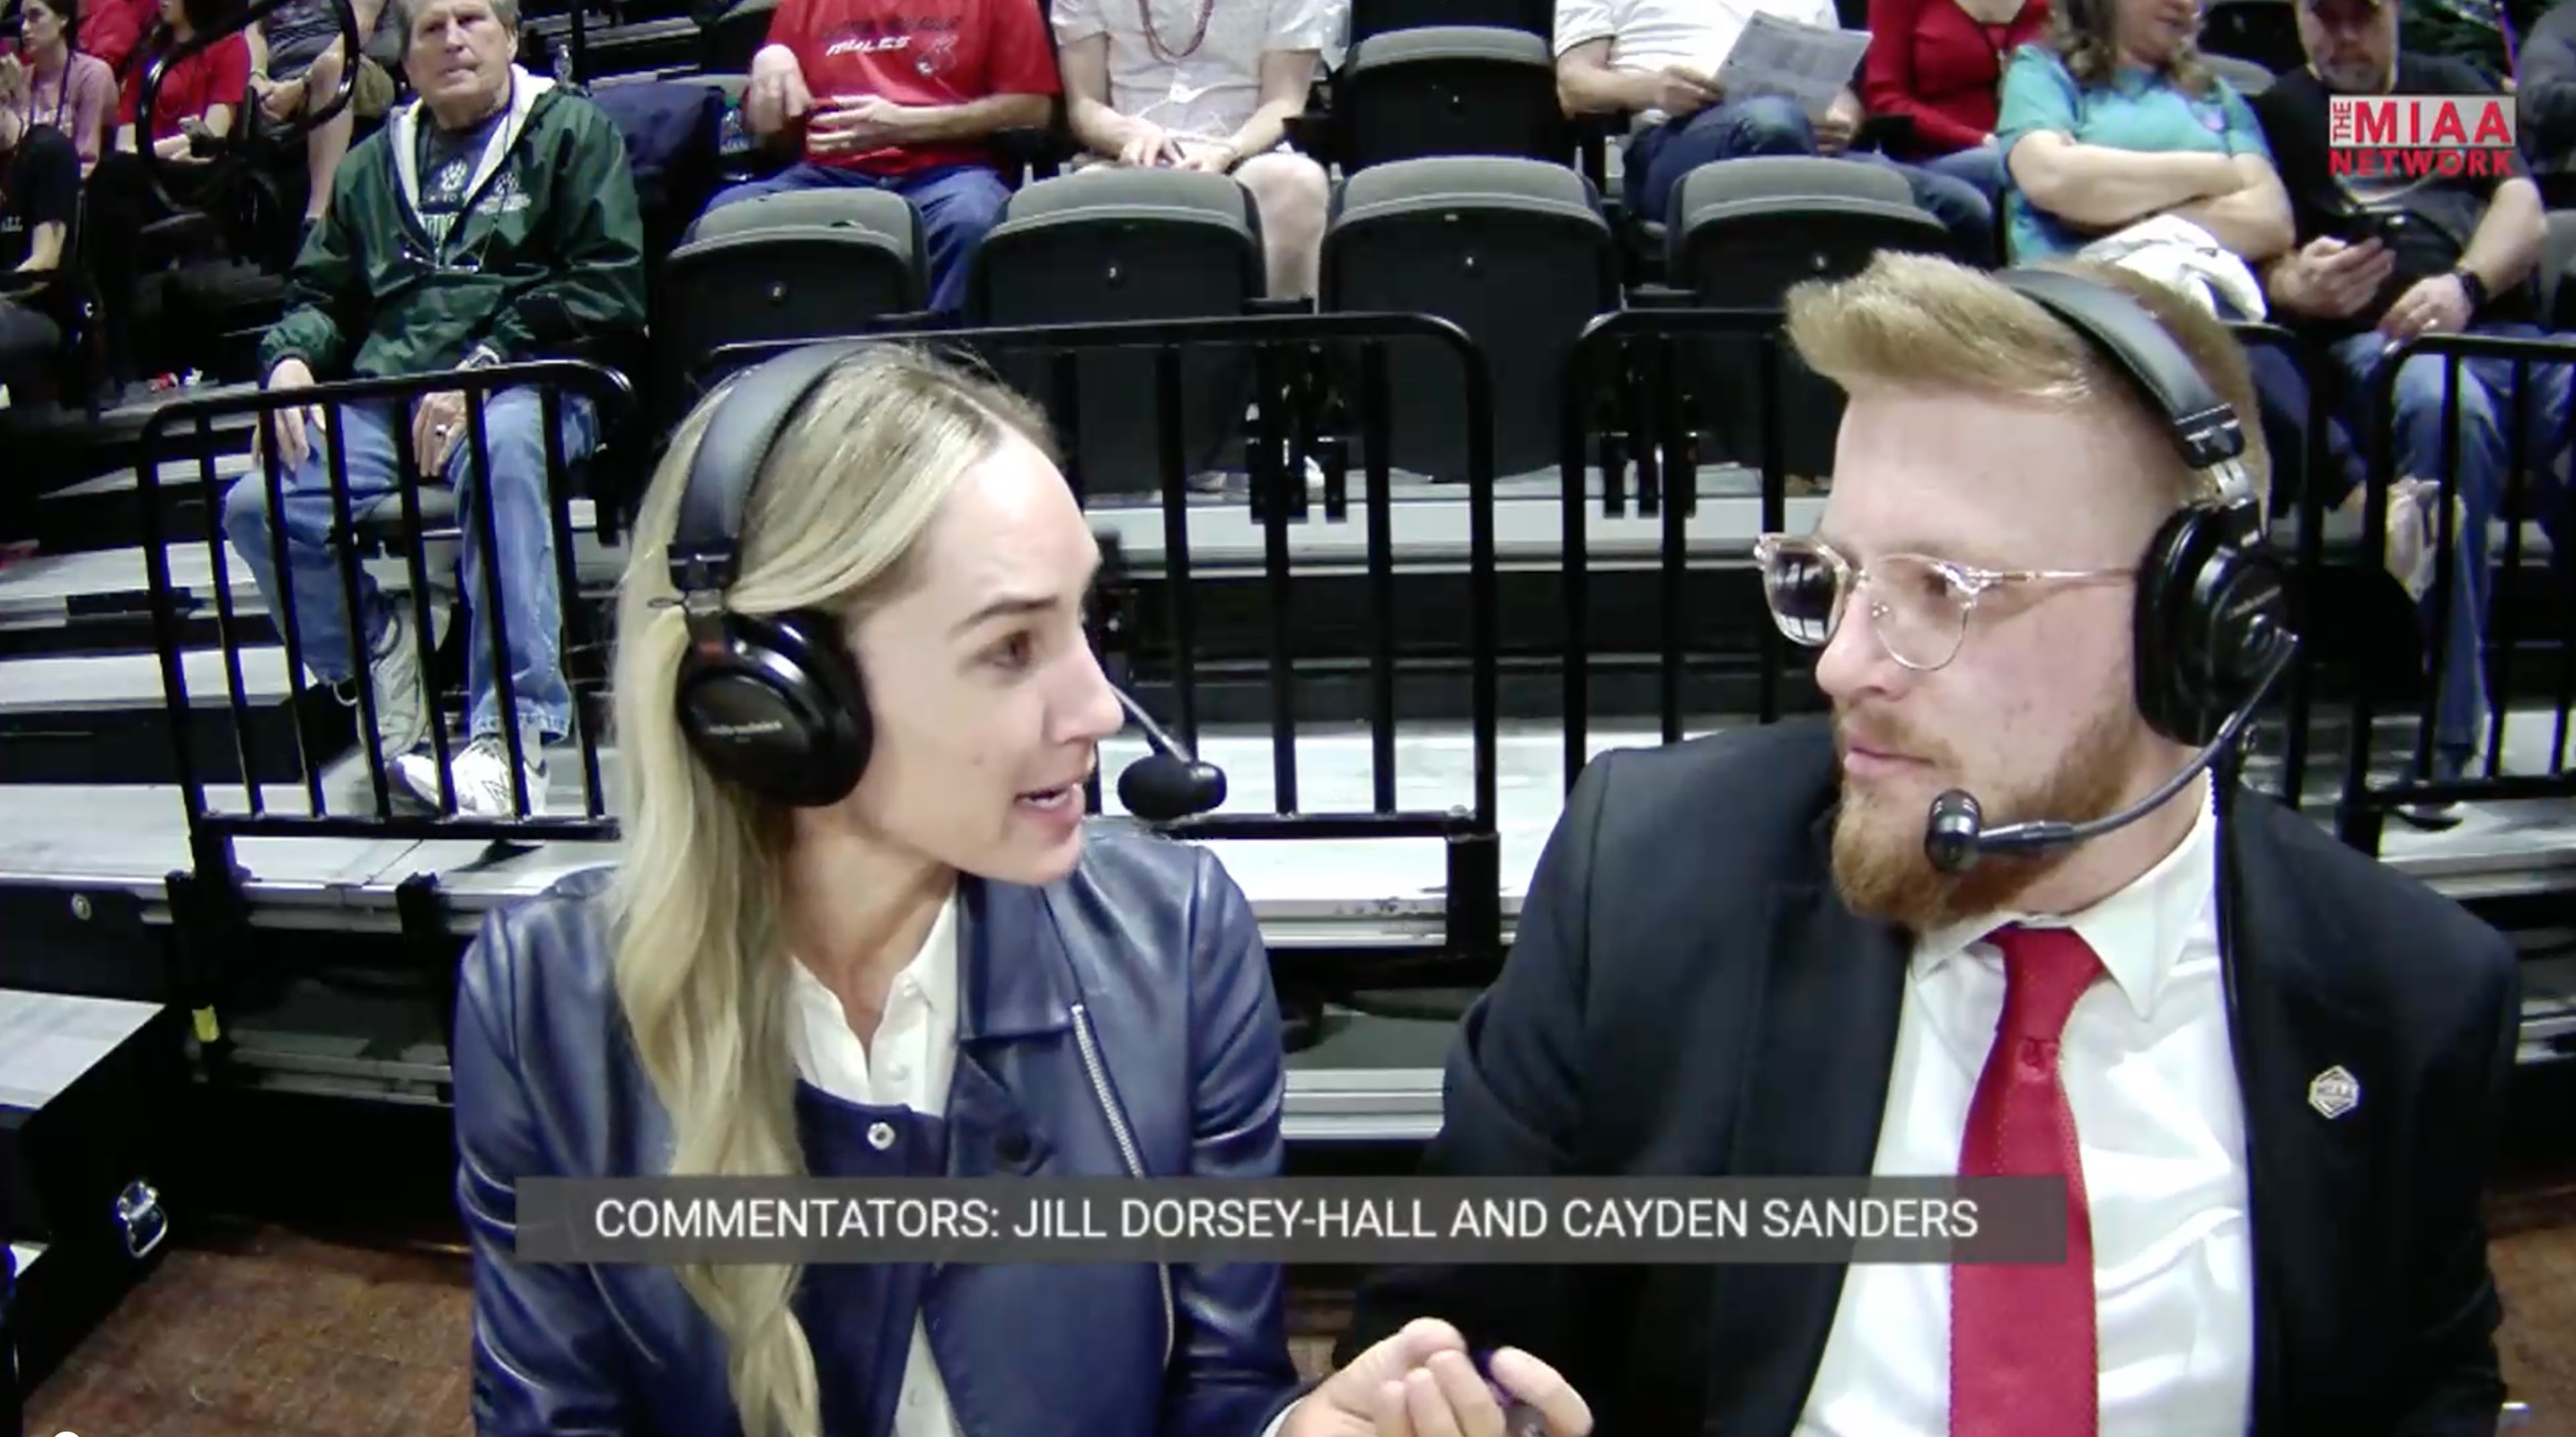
[1993,265,2292,749]
[665,340,1228,819]
[666,342,882,807]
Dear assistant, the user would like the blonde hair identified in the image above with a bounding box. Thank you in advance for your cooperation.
[1781,251,2272,517]
[2045,0,2221,93]
[604,344,1054,1437]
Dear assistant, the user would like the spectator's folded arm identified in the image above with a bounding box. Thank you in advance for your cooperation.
[2007,131,2240,229]
[2162,154,2296,261]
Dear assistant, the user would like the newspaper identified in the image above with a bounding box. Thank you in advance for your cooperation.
[1716,13,1874,119]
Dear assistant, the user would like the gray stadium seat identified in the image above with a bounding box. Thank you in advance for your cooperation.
[1320,155,1618,481]
[967,167,1266,498]
[1348,0,1548,45]
[704,0,776,74]
[659,188,926,400]
[1668,156,1954,482]
[1333,27,1570,172]
[2200,0,2301,74]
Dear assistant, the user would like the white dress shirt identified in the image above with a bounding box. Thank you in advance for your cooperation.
[788,893,969,1437]
[1052,0,1345,145]
[1794,782,2258,1437]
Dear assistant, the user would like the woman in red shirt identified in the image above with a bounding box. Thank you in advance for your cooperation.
[1863,0,2050,199]
[90,0,248,388]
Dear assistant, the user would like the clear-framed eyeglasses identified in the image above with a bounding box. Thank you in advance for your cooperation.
[1751,533,2136,673]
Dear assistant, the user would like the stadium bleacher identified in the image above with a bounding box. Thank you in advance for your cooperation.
[2,0,2573,1419]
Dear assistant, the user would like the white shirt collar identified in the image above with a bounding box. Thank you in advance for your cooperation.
[785,889,962,1088]
[1912,776,2218,1021]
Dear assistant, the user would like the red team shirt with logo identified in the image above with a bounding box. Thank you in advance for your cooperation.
[767,0,1060,175]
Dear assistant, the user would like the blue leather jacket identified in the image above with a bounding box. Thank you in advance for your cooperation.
[452,826,1310,1437]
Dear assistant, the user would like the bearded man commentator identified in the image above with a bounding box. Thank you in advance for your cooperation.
[1331,254,2521,1437]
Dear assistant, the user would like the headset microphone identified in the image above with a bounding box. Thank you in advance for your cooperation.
[1924,615,2295,875]
[1114,688,1228,823]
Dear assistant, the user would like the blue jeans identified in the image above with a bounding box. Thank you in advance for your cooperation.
[2327,321,2576,774]
[222,385,596,745]
[1913,143,2007,205]
[1626,96,1996,264]
[703,162,1011,317]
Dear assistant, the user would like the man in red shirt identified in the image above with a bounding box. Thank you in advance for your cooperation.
[705,0,1060,314]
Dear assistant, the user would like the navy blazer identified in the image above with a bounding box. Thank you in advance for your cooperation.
[1340,718,2520,1437]
[453,825,1310,1437]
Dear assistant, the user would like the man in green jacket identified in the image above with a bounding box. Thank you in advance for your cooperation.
[225,0,646,819]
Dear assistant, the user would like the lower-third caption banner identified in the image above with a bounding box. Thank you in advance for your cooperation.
[513,1177,2068,1266]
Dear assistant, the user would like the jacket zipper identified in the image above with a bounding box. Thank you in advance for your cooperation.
[1070,1001,1173,1371]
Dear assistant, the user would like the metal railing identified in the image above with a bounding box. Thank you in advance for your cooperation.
[122,313,2576,951]
[2335,329,2576,847]
[1558,306,1801,790]
[136,360,636,876]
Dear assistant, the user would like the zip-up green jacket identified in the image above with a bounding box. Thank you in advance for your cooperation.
[260,68,648,382]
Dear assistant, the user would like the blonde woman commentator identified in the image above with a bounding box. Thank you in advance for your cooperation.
[448,341,1581,1437]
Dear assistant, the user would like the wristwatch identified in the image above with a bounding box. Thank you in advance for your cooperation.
[2450,265,2489,318]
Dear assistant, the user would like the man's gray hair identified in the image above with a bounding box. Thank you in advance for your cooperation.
[390,0,520,53]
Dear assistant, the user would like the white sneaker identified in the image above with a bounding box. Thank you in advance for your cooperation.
[344,607,430,767]
[394,734,548,818]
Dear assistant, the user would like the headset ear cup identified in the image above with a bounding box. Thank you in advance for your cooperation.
[762,607,874,789]
[2134,507,2222,746]
[675,609,874,807]
[2135,503,2283,748]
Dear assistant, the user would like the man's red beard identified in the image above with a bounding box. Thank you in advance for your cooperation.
[1830,704,2139,933]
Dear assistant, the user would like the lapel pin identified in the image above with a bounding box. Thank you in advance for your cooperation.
[2307,1065,2360,1120]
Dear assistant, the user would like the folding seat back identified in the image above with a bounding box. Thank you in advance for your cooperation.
[1320,155,1618,481]
[1348,0,1549,45]
[1670,156,1953,482]
[968,167,1265,498]
[657,188,925,401]
[1668,154,1954,291]
[2201,0,2302,75]
[703,0,778,75]
[1336,27,1569,172]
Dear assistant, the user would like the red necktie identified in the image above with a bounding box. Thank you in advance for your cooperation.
[1951,923,2105,1437]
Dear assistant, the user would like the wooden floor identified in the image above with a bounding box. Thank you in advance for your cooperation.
[25,1180,2576,1437]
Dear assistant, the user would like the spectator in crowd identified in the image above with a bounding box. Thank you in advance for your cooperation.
[0,101,78,561]
[111,0,247,158]
[1994,0,2346,537]
[84,0,247,387]
[705,0,1061,316]
[2512,0,2576,201]
[1861,0,2050,203]
[1054,0,1337,299]
[2254,0,2571,824]
[248,0,391,235]
[1554,0,1999,263]
[63,0,154,81]
[225,0,647,817]
[5,0,119,174]
[1996,0,2291,269]
[0,86,79,440]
